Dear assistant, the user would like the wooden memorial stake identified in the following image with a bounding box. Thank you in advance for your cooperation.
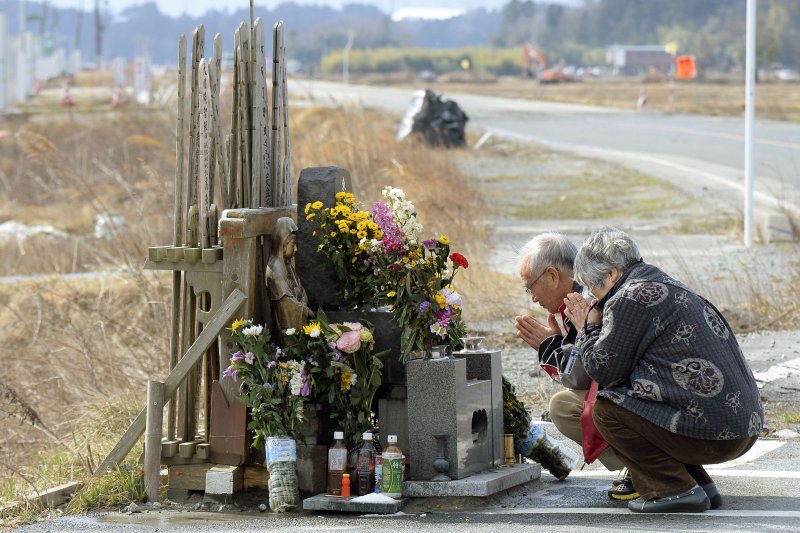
[168,35,187,442]
[144,381,165,502]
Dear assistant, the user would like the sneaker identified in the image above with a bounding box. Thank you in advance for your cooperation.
[628,485,710,513]
[608,469,640,500]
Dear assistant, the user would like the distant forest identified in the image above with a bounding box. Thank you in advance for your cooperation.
[1,0,798,72]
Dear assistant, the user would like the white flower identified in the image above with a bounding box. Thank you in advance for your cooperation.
[350,373,358,386]
[284,328,296,336]
[290,371,304,396]
[309,328,321,338]
[242,324,263,337]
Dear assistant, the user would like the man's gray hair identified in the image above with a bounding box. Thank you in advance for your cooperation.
[519,232,577,279]
[574,226,641,290]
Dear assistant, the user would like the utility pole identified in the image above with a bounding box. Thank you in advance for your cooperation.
[744,0,756,247]
[342,31,354,84]
[74,0,83,52]
[94,0,103,67]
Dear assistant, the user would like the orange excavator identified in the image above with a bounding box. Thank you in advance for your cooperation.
[522,43,570,83]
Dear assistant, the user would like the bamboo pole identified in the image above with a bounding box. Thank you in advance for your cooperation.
[210,34,229,211]
[168,35,188,441]
[198,58,210,250]
[270,21,283,207]
[186,25,204,247]
[250,18,269,207]
[144,380,165,503]
[229,27,241,209]
[279,25,292,207]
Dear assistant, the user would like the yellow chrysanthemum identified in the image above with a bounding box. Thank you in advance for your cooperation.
[330,232,337,237]
[228,317,247,333]
[311,201,323,209]
[304,203,312,214]
[341,371,354,391]
[435,292,447,308]
[438,234,450,245]
[303,322,321,336]
[335,191,347,200]
[357,230,367,239]
[306,213,315,220]
[387,290,396,298]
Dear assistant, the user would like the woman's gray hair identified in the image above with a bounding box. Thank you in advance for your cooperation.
[518,232,577,279]
[574,226,641,290]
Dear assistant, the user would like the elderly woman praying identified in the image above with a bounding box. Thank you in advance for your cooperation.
[563,226,762,514]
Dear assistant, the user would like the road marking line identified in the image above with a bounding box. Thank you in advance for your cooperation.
[485,507,800,518]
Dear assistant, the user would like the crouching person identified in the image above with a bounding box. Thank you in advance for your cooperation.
[565,227,763,513]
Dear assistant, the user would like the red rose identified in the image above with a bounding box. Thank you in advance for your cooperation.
[449,252,469,269]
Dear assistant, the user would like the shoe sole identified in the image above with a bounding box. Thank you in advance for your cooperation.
[609,492,641,501]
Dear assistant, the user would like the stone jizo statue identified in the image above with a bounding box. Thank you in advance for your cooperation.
[266,217,313,344]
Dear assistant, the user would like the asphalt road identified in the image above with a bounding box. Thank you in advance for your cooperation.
[17,436,800,532]
[291,79,800,220]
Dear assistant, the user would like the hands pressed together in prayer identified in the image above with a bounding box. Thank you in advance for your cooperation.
[515,312,562,350]
[563,292,601,330]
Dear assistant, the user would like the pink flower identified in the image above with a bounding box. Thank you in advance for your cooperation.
[336,330,362,353]
[342,321,363,331]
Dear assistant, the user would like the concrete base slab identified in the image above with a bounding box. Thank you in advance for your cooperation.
[403,463,541,497]
[302,493,407,514]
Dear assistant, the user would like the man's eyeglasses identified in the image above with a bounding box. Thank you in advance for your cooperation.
[524,267,556,294]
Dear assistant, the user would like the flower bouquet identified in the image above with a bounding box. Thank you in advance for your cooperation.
[282,310,389,446]
[224,318,311,512]
[305,186,469,362]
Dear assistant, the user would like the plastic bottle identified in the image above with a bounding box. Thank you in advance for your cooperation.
[326,431,348,496]
[380,435,403,498]
[374,453,383,493]
[355,431,376,495]
[341,473,351,498]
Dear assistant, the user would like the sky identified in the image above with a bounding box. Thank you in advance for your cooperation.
[44,0,581,18]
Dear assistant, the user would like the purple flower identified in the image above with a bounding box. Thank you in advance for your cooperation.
[419,301,431,312]
[436,308,455,327]
[422,239,438,251]
[300,371,311,397]
[244,352,254,364]
[222,365,238,382]
[273,347,282,361]
[264,382,275,390]
[371,202,405,252]
[332,347,344,362]
[230,351,244,362]
[267,360,276,368]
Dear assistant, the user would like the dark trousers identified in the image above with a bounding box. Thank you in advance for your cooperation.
[592,398,758,501]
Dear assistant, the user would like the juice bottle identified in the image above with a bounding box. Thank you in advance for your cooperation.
[355,432,376,495]
[326,431,348,496]
[380,435,403,498]
[341,473,351,498]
